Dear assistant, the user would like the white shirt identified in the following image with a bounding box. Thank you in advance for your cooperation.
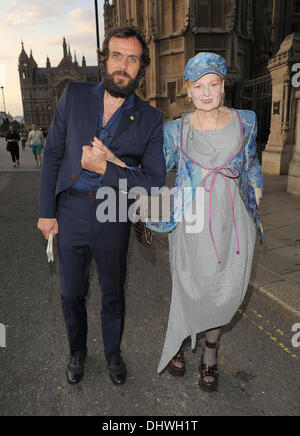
[28,130,43,145]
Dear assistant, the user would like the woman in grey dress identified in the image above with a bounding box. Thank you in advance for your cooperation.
[159,53,263,392]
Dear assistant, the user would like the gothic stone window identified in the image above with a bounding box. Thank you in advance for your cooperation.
[195,0,224,28]
[162,0,173,34]
[292,0,300,31]
[167,81,177,104]
[294,0,300,12]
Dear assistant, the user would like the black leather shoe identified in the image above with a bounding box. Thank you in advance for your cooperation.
[108,355,127,386]
[66,353,85,385]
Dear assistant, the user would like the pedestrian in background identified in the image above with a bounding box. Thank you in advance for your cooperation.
[6,125,20,168]
[148,52,264,392]
[42,128,47,140]
[20,130,27,151]
[28,124,43,167]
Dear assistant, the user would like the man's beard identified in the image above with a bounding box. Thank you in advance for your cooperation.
[100,64,141,98]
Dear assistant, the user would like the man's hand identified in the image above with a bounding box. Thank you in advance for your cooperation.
[81,144,107,174]
[37,218,58,240]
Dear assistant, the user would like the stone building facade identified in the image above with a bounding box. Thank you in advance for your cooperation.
[18,0,300,158]
[18,39,99,130]
[262,33,300,186]
[104,0,300,120]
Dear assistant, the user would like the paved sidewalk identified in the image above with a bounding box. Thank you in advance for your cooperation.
[250,175,300,321]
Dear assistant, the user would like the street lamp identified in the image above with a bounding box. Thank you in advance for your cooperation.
[94,0,101,81]
[94,0,100,53]
[0,86,9,126]
[1,86,7,114]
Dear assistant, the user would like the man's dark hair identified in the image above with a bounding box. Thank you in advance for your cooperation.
[98,26,150,76]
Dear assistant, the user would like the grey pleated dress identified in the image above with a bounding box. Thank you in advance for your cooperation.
[158,111,256,373]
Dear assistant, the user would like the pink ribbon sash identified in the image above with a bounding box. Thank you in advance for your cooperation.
[179,112,244,263]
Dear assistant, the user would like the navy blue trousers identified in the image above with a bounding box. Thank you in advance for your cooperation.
[57,189,131,360]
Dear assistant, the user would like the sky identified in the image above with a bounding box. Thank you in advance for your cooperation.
[0,0,105,117]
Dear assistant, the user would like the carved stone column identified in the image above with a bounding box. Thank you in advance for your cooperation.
[287,33,300,195]
[262,33,299,175]
[146,0,160,106]
[288,91,300,195]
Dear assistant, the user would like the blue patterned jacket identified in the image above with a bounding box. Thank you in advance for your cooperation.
[147,109,264,243]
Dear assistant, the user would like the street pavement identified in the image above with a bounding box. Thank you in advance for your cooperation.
[0,137,299,416]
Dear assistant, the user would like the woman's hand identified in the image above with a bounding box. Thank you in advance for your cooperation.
[90,137,126,168]
[81,137,127,174]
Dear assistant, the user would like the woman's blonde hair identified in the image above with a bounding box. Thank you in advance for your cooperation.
[185,80,191,90]
[185,76,224,89]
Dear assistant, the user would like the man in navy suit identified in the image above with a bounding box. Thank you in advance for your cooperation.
[37,27,166,386]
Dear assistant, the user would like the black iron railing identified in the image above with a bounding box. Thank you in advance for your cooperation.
[233,74,272,162]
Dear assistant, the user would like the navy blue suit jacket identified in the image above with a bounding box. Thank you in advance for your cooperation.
[39,82,166,218]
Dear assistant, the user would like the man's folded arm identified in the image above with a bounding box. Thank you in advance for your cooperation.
[102,114,166,194]
[39,83,70,218]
